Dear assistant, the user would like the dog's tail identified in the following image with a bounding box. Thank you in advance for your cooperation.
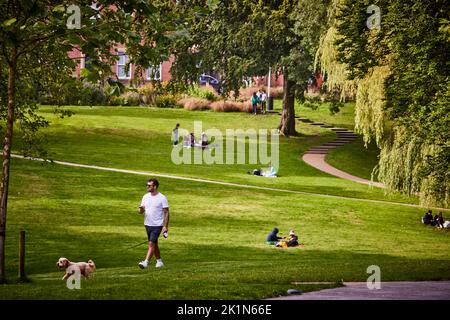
[87,260,96,270]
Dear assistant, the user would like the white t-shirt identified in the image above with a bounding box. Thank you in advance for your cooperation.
[140,192,169,226]
[260,93,267,101]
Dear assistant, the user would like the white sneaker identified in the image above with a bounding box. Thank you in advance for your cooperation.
[138,261,148,269]
[155,260,165,268]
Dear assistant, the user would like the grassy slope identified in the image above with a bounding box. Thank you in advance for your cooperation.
[1,159,449,299]
[14,104,413,204]
[293,100,381,182]
[1,103,448,299]
[326,139,380,181]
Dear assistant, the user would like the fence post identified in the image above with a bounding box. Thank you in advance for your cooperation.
[19,230,25,280]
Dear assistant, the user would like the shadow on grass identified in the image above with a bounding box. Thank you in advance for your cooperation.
[2,236,450,299]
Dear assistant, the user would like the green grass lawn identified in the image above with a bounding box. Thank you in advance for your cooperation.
[1,159,450,299]
[1,103,449,300]
[14,104,414,204]
[326,139,380,181]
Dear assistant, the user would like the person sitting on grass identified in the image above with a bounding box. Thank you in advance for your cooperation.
[286,230,299,247]
[190,132,196,147]
[434,212,445,229]
[201,132,208,149]
[266,227,282,245]
[422,210,433,225]
[275,229,302,248]
[183,133,191,147]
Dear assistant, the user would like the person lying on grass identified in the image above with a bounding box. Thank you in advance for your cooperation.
[249,165,278,177]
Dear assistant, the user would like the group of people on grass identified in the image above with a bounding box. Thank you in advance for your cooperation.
[251,89,267,115]
[422,210,450,229]
[172,123,209,149]
[182,132,208,149]
[266,227,301,248]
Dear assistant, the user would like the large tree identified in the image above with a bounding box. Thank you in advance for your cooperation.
[0,0,180,283]
[172,0,328,136]
[319,0,449,207]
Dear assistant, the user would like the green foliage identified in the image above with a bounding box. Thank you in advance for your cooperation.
[0,0,188,281]
[354,65,390,146]
[187,85,218,102]
[332,0,450,207]
[154,94,180,108]
[302,101,319,111]
[0,0,183,156]
[137,83,157,105]
[315,26,357,100]
[171,0,330,135]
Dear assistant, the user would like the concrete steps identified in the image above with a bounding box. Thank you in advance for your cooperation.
[297,116,360,157]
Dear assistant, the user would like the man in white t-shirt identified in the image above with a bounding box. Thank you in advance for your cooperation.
[138,178,170,269]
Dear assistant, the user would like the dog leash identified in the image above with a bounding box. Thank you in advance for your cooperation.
[125,240,149,250]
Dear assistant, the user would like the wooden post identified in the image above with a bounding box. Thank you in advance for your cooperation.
[19,230,25,280]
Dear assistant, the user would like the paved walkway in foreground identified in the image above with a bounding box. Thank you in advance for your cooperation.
[267,281,450,300]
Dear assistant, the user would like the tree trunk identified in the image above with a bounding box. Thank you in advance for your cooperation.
[278,68,296,136]
[0,48,17,283]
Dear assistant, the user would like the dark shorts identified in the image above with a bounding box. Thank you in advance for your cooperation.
[145,226,163,243]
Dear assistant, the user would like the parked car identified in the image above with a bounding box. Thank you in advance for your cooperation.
[199,74,219,86]
[199,74,223,93]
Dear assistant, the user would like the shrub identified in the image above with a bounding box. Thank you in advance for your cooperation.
[210,100,252,113]
[177,97,211,110]
[90,87,107,105]
[187,85,219,102]
[108,95,126,106]
[236,86,283,100]
[154,94,180,108]
[120,91,141,106]
[137,83,157,105]
[269,87,284,99]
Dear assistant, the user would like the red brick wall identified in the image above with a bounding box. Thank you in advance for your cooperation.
[161,55,175,82]
[68,47,83,78]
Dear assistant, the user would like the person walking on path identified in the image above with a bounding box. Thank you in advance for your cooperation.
[172,123,180,146]
[138,178,170,269]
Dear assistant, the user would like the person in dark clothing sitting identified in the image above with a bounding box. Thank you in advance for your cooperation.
[266,227,282,245]
[422,210,433,225]
[434,212,445,229]
[287,230,299,247]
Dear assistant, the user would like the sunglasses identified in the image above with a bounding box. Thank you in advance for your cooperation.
[146,184,155,187]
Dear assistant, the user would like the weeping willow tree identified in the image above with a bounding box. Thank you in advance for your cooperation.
[316,0,450,207]
[315,26,357,100]
[354,65,390,146]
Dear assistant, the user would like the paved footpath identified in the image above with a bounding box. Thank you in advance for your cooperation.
[266,281,450,300]
[303,153,385,189]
